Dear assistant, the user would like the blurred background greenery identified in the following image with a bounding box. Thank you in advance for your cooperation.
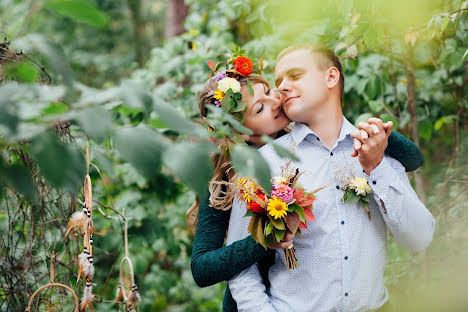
[0,0,467,311]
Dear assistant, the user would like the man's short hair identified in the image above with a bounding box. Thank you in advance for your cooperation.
[277,43,344,100]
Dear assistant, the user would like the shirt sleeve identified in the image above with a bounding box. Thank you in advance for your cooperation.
[367,157,435,252]
[191,196,273,287]
[226,196,277,312]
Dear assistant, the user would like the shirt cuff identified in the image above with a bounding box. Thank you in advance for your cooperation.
[365,157,400,222]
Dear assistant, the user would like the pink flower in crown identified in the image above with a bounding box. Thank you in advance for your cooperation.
[271,184,294,204]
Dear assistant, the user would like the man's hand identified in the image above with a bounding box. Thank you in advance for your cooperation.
[350,118,392,175]
[267,230,294,249]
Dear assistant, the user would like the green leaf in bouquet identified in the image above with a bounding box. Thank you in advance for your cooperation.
[244,209,256,217]
[265,233,277,246]
[290,204,305,222]
[257,219,266,248]
[285,211,300,234]
[268,215,285,230]
[343,190,360,204]
[265,221,274,235]
[248,215,259,242]
[273,228,285,242]
[361,194,370,203]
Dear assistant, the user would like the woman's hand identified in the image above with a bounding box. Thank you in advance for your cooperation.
[266,230,294,249]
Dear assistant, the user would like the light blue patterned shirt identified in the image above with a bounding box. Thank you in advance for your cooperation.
[226,117,435,312]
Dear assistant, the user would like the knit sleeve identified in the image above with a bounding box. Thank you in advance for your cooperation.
[191,196,274,287]
[385,131,424,172]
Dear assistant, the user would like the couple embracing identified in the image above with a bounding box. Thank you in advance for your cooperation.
[189,43,435,312]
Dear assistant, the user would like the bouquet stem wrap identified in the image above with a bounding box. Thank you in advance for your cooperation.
[284,244,299,270]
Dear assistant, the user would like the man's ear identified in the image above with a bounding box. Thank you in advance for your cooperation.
[326,67,340,89]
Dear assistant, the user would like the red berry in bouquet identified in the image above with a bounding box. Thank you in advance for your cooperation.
[233,56,253,77]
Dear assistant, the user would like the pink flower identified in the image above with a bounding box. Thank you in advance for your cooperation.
[271,184,294,204]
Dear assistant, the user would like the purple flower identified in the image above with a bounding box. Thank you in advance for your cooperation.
[271,184,294,204]
[215,100,221,107]
[215,71,227,81]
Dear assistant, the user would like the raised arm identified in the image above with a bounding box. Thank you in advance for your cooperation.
[385,131,424,172]
[191,195,274,287]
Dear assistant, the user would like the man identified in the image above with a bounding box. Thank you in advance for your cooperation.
[226,44,435,311]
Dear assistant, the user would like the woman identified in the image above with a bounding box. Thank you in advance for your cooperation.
[190,73,423,311]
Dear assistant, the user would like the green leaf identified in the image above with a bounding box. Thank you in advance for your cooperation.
[231,145,272,193]
[265,221,274,235]
[269,216,285,230]
[274,228,285,242]
[42,102,69,115]
[0,162,36,200]
[293,204,305,222]
[163,141,217,199]
[247,86,254,96]
[29,132,85,192]
[261,136,300,162]
[153,98,208,137]
[265,233,277,246]
[380,113,399,130]
[354,113,373,126]
[150,118,168,129]
[45,0,109,28]
[113,125,166,181]
[418,119,432,140]
[248,216,259,242]
[343,190,360,204]
[368,100,384,113]
[244,209,256,217]
[72,106,113,143]
[3,62,38,83]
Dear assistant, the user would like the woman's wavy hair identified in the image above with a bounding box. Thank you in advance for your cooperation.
[186,74,271,232]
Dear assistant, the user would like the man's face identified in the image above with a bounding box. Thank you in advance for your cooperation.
[274,49,329,123]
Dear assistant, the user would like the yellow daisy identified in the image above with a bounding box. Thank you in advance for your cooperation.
[267,196,288,219]
[213,89,224,101]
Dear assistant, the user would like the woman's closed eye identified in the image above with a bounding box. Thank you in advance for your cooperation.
[256,104,264,114]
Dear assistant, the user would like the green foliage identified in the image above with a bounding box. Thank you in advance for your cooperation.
[45,0,110,28]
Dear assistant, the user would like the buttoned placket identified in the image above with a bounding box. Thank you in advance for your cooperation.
[331,140,352,312]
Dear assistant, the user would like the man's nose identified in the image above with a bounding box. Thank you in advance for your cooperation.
[277,80,291,95]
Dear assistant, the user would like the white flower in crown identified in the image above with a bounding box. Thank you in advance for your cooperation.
[348,177,372,196]
[218,77,241,93]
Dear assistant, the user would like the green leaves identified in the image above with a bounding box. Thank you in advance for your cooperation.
[45,0,109,28]
[0,161,36,200]
[231,145,272,193]
[163,141,217,198]
[113,126,166,182]
[29,132,85,192]
[72,106,113,143]
[153,98,208,138]
[343,190,360,204]
[3,62,39,83]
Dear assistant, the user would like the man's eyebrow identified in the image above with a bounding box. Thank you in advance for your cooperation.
[275,68,305,86]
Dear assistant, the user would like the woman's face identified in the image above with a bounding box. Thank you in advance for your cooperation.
[241,83,290,136]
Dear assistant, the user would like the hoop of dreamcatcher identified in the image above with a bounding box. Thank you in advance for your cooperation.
[25,252,79,312]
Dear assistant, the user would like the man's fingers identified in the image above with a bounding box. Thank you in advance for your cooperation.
[360,129,368,140]
[367,117,385,134]
[370,123,379,134]
[351,149,358,157]
[357,122,375,137]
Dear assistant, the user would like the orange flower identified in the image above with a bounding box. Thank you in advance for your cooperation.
[248,191,266,214]
[233,56,253,76]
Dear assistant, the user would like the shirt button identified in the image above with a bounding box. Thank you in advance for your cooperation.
[344,256,348,260]
[336,185,340,189]
[345,292,349,296]
[373,180,377,185]
[341,221,345,225]
[317,137,320,141]
[330,152,333,156]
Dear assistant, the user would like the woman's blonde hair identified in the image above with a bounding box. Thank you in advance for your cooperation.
[186,74,270,231]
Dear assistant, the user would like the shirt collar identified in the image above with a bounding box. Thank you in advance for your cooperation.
[290,116,357,146]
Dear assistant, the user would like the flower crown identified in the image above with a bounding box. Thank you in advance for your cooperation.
[207,46,263,121]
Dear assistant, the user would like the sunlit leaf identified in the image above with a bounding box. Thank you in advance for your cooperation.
[231,145,271,193]
[45,0,109,28]
[72,106,113,143]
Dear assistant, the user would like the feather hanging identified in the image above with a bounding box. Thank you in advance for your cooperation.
[65,209,87,238]
[80,281,95,311]
[84,255,95,280]
[77,251,89,283]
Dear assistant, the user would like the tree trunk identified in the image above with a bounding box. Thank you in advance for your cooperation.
[127,0,144,67]
[404,45,426,204]
[165,0,188,39]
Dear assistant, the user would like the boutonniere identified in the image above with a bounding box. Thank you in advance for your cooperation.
[341,176,372,219]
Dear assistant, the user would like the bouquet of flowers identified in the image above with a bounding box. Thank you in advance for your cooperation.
[236,163,324,270]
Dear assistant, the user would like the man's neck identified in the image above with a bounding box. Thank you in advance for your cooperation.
[304,104,343,150]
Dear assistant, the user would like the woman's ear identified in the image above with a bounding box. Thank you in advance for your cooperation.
[326,67,340,89]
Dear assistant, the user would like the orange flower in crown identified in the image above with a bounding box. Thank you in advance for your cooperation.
[233,56,253,77]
